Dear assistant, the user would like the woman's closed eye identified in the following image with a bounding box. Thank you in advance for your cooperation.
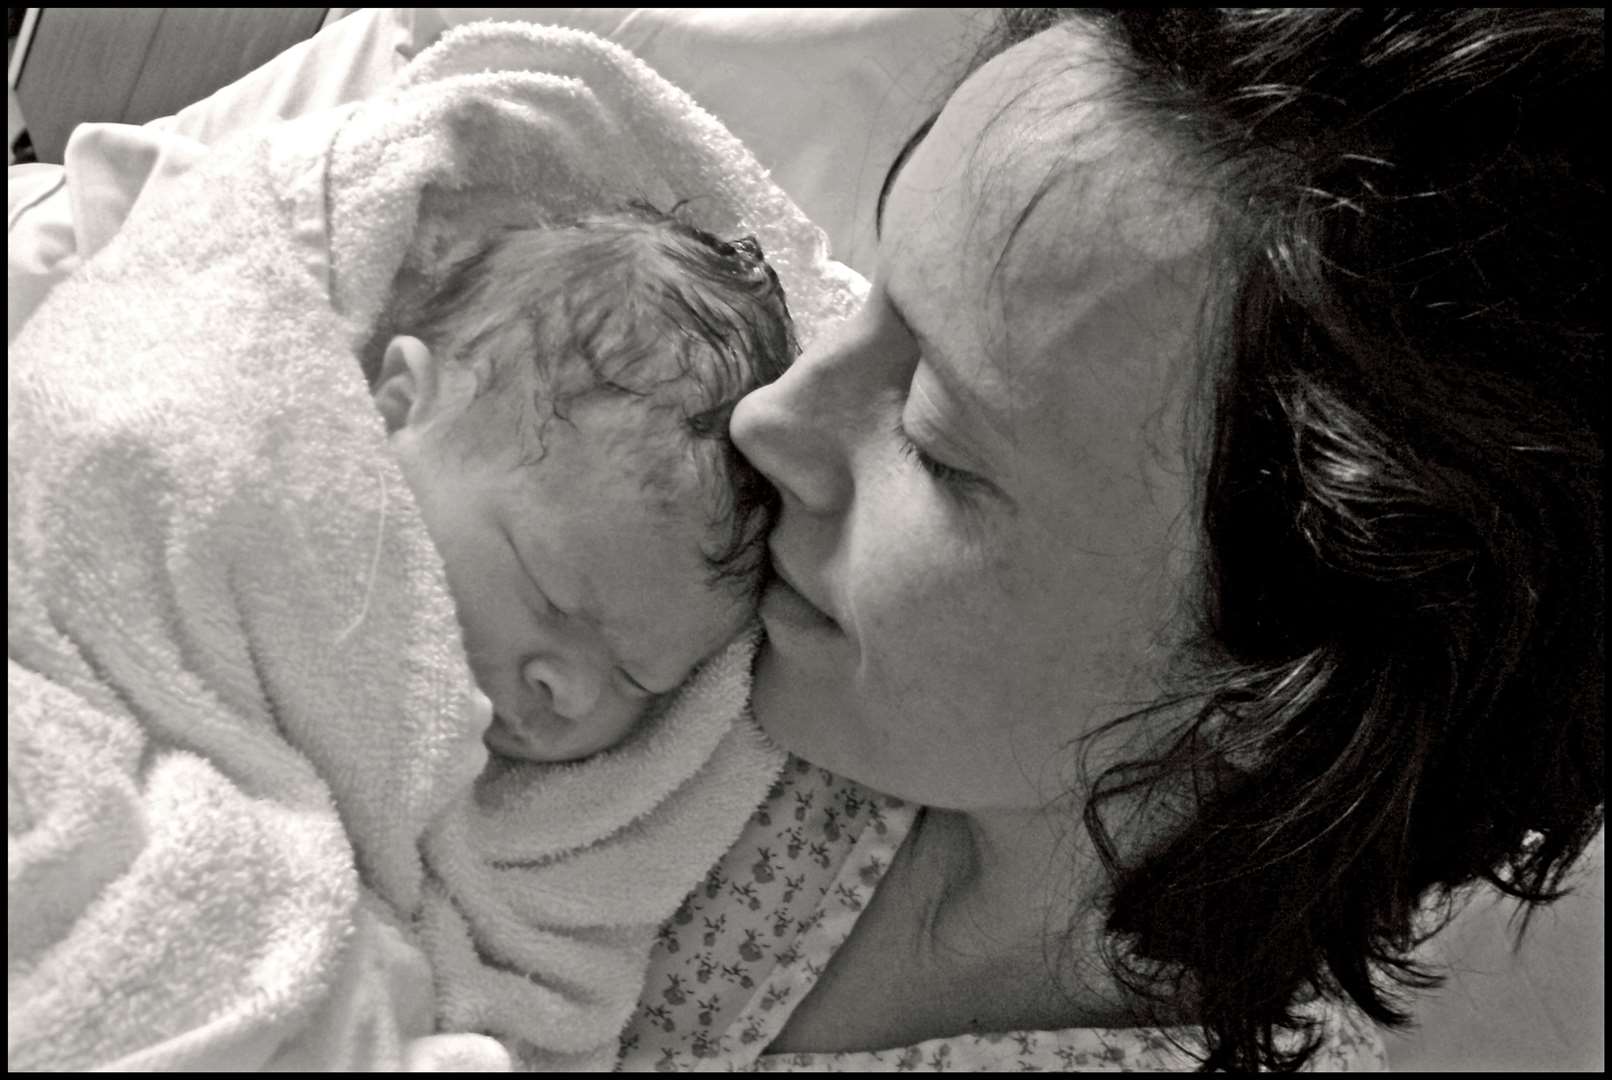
[888,344,1001,507]
[893,418,989,500]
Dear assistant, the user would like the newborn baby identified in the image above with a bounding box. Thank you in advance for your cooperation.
[370,203,797,762]
[9,25,844,1068]
[8,197,797,1071]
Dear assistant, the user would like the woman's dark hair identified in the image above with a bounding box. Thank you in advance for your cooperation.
[960,8,1603,1072]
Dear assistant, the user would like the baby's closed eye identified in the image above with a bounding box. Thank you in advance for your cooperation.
[616,667,658,697]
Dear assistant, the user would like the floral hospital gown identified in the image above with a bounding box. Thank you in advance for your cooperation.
[614,756,1388,1071]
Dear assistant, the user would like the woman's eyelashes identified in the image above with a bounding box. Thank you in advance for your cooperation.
[893,417,985,499]
[887,343,993,504]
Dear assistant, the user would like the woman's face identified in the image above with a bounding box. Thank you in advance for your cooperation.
[730,23,1213,810]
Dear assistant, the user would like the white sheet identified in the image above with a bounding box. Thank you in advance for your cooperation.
[6,8,991,344]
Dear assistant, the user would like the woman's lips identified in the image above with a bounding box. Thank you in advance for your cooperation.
[768,551,830,612]
[760,562,839,632]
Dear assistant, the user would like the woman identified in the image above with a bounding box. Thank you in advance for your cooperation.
[617,7,1603,1072]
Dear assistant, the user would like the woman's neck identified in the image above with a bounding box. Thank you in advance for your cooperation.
[764,794,1165,1055]
[909,800,1164,1030]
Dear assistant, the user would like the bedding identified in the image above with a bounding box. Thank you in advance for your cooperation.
[6,8,988,346]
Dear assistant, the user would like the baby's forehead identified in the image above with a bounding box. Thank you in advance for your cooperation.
[584,392,704,497]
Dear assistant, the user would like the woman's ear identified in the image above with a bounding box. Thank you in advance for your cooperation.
[373,335,441,434]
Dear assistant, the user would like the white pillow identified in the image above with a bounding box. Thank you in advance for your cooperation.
[6,8,991,342]
[423,9,992,274]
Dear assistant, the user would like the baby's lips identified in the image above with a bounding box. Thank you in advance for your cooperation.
[482,714,527,755]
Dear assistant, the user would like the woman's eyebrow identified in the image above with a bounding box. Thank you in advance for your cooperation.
[883,286,935,368]
[885,283,1010,452]
[876,113,940,240]
[885,278,1022,468]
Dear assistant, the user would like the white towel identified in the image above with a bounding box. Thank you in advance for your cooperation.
[8,20,865,1071]
[418,631,782,1071]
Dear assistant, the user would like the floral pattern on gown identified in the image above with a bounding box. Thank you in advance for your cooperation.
[616,756,1387,1072]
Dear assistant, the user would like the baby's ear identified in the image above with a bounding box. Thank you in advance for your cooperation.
[373,336,440,433]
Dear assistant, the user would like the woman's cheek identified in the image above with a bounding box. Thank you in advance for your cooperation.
[849,498,971,665]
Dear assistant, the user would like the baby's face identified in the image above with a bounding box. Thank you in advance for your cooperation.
[394,371,753,763]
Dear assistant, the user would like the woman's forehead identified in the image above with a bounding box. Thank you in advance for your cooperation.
[880,23,1211,400]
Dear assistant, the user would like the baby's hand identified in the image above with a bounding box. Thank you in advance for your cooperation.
[402,1033,512,1071]
[469,689,496,731]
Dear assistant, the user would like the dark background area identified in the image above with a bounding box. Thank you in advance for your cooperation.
[10,7,328,164]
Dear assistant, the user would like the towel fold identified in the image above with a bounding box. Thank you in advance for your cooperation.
[421,631,784,1070]
[9,20,863,1072]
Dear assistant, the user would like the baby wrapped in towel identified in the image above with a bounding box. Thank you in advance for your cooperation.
[8,200,795,1072]
[372,203,794,769]
[376,204,801,1070]
[9,19,865,1073]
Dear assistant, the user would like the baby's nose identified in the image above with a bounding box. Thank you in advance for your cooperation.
[521,655,602,720]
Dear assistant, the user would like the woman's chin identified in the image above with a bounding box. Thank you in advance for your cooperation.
[750,644,861,771]
[758,575,841,637]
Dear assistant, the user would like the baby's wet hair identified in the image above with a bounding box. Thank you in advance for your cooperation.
[378,202,798,598]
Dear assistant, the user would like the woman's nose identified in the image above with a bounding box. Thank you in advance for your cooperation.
[521,654,603,720]
[731,355,852,514]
